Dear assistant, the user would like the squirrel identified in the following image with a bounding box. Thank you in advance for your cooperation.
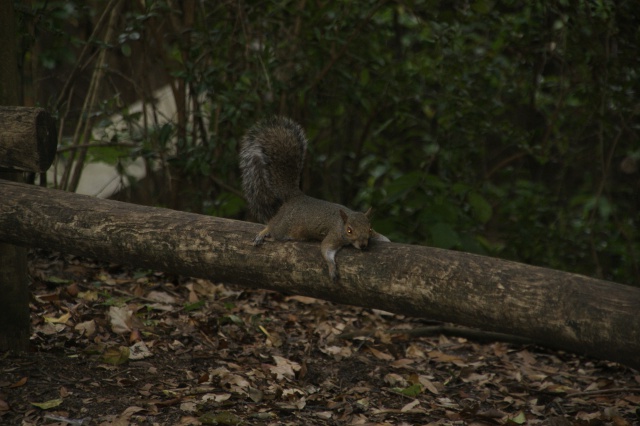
[239,116,390,281]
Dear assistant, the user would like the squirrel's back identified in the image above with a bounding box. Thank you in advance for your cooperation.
[240,116,307,223]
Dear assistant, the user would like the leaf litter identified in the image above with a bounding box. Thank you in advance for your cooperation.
[1,250,639,425]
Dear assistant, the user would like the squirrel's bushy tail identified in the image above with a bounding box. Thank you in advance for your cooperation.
[240,116,307,223]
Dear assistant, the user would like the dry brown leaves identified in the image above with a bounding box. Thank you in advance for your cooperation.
[1,250,638,425]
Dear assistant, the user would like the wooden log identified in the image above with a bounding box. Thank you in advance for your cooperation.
[0,106,58,172]
[0,179,639,369]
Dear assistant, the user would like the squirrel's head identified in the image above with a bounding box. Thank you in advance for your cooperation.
[340,208,373,250]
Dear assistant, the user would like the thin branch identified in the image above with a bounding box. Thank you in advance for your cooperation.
[307,0,388,91]
[339,324,535,346]
[568,387,640,398]
[486,152,527,180]
[66,0,125,193]
[56,142,136,153]
[54,1,119,109]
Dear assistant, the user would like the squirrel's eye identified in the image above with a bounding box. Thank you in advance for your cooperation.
[369,227,373,233]
[347,227,352,234]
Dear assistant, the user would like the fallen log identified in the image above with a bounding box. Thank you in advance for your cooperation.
[0,179,638,369]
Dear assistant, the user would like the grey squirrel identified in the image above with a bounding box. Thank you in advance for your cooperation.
[240,116,390,281]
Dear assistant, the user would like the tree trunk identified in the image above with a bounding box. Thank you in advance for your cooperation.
[0,180,639,369]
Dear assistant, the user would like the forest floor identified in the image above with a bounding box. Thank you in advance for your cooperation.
[1,250,639,426]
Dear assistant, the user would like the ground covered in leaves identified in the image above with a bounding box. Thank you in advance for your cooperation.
[1,251,639,425]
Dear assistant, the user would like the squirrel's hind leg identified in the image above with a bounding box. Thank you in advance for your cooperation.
[253,227,271,246]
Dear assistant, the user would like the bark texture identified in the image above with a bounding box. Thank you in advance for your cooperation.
[0,106,58,172]
[0,180,638,369]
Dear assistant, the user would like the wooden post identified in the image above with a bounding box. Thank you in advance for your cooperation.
[0,175,30,351]
[0,244,28,350]
[0,108,58,353]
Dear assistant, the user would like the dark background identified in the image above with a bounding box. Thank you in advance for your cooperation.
[12,0,640,285]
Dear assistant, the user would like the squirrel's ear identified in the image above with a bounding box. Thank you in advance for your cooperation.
[339,209,349,224]
[364,207,373,218]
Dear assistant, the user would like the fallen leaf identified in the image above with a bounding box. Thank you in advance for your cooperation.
[418,375,440,395]
[109,306,133,334]
[478,407,507,419]
[9,377,28,388]
[247,387,263,403]
[220,373,251,393]
[401,399,421,412]
[36,322,66,335]
[367,346,394,361]
[516,350,538,365]
[120,405,145,418]
[102,345,130,365]
[65,282,79,297]
[286,295,319,304]
[260,326,283,347]
[202,393,232,403]
[46,276,71,285]
[623,394,640,404]
[508,411,527,424]
[180,401,197,412]
[384,373,408,387]
[315,411,332,419]
[405,343,427,359]
[78,290,99,302]
[147,290,177,304]
[199,410,243,425]
[248,412,277,421]
[354,397,370,410]
[390,358,415,368]
[31,398,64,409]
[44,312,71,324]
[269,356,301,381]
[74,319,96,336]
[428,350,465,364]
[129,341,152,360]
[319,345,352,360]
[394,383,422,397]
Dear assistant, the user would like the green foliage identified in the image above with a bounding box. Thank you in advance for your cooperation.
[183,300,206,313]
[20,0,639,284]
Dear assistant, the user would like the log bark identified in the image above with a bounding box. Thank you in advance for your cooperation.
[0,106,58,172]
[0,179,639,369]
